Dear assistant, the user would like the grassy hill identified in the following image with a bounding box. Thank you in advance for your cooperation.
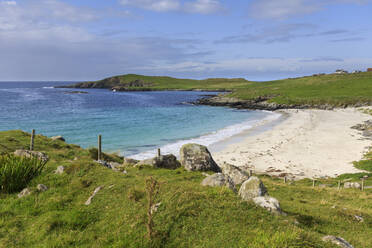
[62,72,372,108]
[1,130,372,247]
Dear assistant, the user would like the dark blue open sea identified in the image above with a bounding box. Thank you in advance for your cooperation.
[0,81,280,159]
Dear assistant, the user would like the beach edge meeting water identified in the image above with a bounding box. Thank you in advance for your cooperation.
[0,81,282,160]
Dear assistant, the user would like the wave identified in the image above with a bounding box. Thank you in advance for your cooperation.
[129,111,282,160]
[42,86,54,89]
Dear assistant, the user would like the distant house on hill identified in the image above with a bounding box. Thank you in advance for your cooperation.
[368,68,372,72]
[334,69,348,74]
[352,70,362,74]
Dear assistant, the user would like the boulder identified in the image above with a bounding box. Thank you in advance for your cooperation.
[179,143,220,172]
[55,166,65,174]
[108,162,122,171]
[123,157,139,165]
[220,162,249,185]
[18,188,31,198]
[239,176,267,201]
[136,154,181,169]
[253,196,284,215]
[344,182,361,189]
[14,150,49,162]
[51,136,65,142]
[37,184,48,192]
[201,173,235,190]
[322,236,354,248]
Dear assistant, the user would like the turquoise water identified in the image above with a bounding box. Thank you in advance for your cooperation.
[0,82,278,159]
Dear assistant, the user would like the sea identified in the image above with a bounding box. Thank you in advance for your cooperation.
[0,81,281,159]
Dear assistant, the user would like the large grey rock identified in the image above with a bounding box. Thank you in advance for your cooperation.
[18,188,31,198]
[220,162,249,185]
[14,150,49,162]
[239,176,267,201]
[322,236,354,248]
[344,182,361,189]
[123,157,139,165]
[201,173,235,190]
[51,136,65,142]
[55,166,65,174]
[136,154,181,169]
[37,184,48,192]
[253,196,284,215]
[179,143,220,172]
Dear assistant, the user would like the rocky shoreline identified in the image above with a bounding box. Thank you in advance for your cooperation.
[195,94,371,111]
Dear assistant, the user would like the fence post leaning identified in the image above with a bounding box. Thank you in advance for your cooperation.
[30,129,35,151]
[98,135,102,161]
[157,148,161,158]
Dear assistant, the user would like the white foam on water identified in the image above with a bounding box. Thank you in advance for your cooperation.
[129,111,282,160]
[42,86,54,89]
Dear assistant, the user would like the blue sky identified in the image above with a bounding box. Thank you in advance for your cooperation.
[0,0,371,81]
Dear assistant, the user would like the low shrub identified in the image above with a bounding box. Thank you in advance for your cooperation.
[0,154,47,193]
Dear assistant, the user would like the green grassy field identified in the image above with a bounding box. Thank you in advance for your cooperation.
[1,130,372,247]
[64,72,372,107]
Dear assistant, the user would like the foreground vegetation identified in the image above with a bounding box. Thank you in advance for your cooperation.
[63,72,372,107]
[0,130,372,247]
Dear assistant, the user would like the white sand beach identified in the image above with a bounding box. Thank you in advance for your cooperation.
[213,108,372,180]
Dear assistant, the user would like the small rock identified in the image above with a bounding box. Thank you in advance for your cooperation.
[344,182,361,189]
[37,184,48,192]
[220,162,249,185]
[18,188,31,198]
[322,235,354,248]
[150,202,162,215]
[55,166,65,174]
[108,162,122,171]
[354,215,364,222]
[51,136,65,142]
[14,150,49,163]
[123,157,139,165]
[123,170,128,174]
[179,143,221,172]
[201,173,235,190]
[253,196,284,215]
[239,176,268,201]
[85,186,103,205]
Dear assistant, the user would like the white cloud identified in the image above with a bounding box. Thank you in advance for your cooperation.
[0,1,16,5]
[119,0,223,14]
[249,0,371,20]
[184,0,223,14]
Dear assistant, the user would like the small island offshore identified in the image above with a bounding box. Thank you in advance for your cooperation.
[2,70,372,247]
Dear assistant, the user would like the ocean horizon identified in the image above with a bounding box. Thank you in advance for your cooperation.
[0,81,279,159]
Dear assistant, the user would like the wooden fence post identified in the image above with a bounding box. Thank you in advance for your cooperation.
[284,177,287,183]
[98,135,102,161]
[30,129,35,151]
[361,178,365,191]
[249,170,253,177]
[157,148,161,157]
[338,180,341,190]
[312,179,316,188]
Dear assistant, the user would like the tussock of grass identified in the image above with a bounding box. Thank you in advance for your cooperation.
[0,130,372,247]
[0,154,46,193]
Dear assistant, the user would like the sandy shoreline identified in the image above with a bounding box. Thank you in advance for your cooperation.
[212,108,372,180]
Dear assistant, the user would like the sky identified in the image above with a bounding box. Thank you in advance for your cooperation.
[0,0,372,81]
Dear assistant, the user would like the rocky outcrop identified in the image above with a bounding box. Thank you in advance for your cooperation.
[51,136,65,142]
[220,162,249,185]
[253,196,283,215]
[322,236,354,248]
[180,144,221,172]
[238,176,267,201]
[201,173,235,190]
[344,182,361,189]
[351,120,372,139]
[136,154,181,169]
[196,95,368,111]
[18,188,31,198]
[14,150,49,162]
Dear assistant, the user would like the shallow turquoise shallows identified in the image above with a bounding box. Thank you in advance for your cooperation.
[0,82,277,159]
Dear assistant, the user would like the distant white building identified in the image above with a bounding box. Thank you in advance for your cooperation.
[352,70,362,74]
[334,69,348,74]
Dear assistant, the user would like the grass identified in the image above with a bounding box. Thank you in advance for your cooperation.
[65,72,372,107]
[0,154,46,193]
[0,130,372,247]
